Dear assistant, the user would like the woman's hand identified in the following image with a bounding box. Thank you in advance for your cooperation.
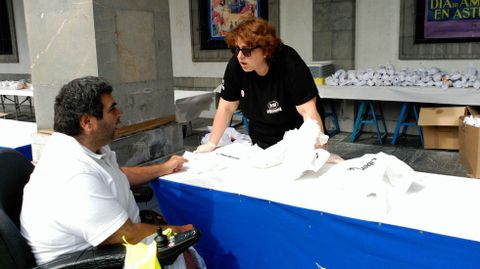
[194,141,217,153]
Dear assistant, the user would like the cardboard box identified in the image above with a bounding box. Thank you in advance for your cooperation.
[418,107,470,150]
[459,115,480,178]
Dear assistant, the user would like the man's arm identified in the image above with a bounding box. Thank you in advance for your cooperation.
[101,220,196,269]
[101,219,156,245]
[100,219,194,245]
[121,155,187,186]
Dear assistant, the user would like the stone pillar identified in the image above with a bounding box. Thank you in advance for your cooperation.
[23,0,183,164]
[313,0,356,132]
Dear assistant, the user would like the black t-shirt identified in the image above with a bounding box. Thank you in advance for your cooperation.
[221,44,324,149]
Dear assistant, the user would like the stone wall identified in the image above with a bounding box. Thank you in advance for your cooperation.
[313,0,355,70]
[313,0,356,132]
[23,0,182,164]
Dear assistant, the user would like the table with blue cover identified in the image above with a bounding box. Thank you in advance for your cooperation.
[0,119,36,160]
[151,149,480,269]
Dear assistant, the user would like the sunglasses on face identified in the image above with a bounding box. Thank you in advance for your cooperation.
[230,46,260,57]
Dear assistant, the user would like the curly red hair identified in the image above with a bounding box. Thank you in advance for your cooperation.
[225,18,282,61]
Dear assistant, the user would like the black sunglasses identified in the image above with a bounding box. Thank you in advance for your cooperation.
[230,46,260,57]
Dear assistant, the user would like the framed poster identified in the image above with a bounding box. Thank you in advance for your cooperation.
[200,0,268,50]
[416,0,480,43]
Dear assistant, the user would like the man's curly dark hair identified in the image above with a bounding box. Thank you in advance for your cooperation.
[54,76,113,136]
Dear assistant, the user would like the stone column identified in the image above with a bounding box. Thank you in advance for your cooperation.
[23,0,183,164]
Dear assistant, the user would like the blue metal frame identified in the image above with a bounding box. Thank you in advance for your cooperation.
[351,101,388,144]
[324,101,340,136]
[230,110,249,132]
[391,102,424,146]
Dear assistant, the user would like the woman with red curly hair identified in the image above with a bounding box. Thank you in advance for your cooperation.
[196,18,326,151]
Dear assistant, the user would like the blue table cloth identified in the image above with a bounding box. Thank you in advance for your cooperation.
[0,119,36,161]
[152,179,480,269]
[0,145,31,160]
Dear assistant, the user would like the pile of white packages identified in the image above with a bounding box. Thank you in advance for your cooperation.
[326,64,480,89]
[463,115,480,127]
[200,126,252,147]
[0,80,30,90]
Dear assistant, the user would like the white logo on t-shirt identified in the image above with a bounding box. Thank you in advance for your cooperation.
[221,80,225,91]
[266,100,282,114]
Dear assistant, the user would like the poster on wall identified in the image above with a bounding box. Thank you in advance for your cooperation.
[416,0,480,43]
[200,0,268,49]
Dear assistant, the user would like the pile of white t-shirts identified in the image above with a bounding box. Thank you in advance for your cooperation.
[463,115,480,127]
[326,64,480,89]
[245,119,332,180]
[182,151,229,174]
[192,119,338,180]
[321,152,423,213]
[201,126,252,147]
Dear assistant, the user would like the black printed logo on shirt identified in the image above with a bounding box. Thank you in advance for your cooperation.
[266,100,282,114]
[347,158,377,171]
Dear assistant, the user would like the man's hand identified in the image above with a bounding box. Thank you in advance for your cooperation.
[194,141,216,153]
[315,143,328,150]
[101,221,195,245]
[163,155,188,174]
[122,155,187,185]
[162,224,197,269]
[167,224,194,233]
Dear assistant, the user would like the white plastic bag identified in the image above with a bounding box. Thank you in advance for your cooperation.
[200,127,252,147]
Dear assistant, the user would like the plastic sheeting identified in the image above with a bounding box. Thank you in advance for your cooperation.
[174,92,215,123]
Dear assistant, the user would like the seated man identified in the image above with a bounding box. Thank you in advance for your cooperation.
[20,76,200,268]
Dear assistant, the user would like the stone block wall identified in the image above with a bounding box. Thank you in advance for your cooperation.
[313,0,355,71]
[313,0,356,132]
[94,1,176,126]
[110,123,183,166]
[24,0,183,164]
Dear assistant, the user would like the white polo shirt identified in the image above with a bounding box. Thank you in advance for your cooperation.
[20,132,140,264]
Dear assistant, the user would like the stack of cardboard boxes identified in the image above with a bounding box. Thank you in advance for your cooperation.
[459,112,480,178]
[418,106,480,178]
